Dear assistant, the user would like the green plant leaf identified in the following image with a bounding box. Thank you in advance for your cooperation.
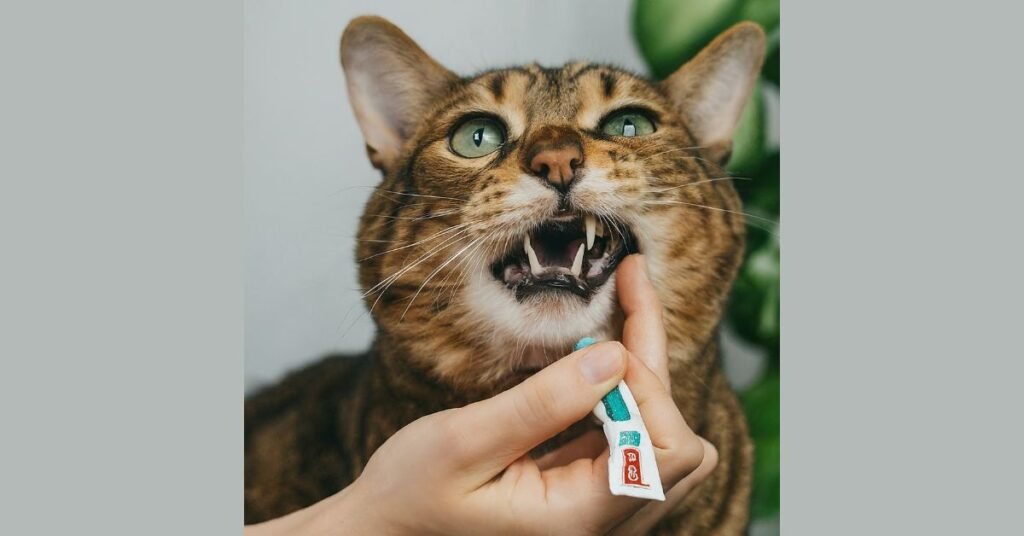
[735,151,779,217]
[763,27,780,85]
[741,370,780,518]
[738,0,780,30]
[632,0,740,78]
[728,223,779,352]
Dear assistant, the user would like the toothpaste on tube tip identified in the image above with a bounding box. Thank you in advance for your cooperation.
[575,337,665,501]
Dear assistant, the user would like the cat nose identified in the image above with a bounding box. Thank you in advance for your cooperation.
[525,126,584,193]
[530,146,583,192]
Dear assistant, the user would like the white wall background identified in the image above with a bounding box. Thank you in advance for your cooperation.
[245,0,768,392]
[245,0,648,387]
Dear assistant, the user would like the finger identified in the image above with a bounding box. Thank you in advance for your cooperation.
[543,355,707,532]
[534,429,606,470]
[608,438,719,536]
[450,341,627,480]
[616,255,670,389]
[621,352,705,486]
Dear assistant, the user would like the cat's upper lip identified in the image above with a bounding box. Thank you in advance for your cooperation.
[489,212,637,300]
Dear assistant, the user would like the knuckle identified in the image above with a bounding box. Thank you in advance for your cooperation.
[701,440,720,472]
[422,411,469,456]
[673,435,707,475]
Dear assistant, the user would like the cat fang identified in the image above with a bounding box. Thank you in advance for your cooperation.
[489,213,638,301]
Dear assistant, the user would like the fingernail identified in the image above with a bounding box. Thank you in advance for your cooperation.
[580,344,623,384]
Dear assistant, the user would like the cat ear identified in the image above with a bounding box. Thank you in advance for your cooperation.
[340,16,457,172]
[660,22,766,163]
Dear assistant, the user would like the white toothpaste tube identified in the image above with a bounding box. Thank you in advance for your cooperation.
[576,338,665,501]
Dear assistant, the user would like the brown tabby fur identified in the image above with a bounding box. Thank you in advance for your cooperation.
[246,16,765,535]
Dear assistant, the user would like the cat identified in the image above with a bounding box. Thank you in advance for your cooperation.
[245,15,765,535]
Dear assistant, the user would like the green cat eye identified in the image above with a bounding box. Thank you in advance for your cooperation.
[450,117,505,158]
[600,110,656,138]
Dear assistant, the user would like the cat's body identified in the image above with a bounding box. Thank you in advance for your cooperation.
[246,16,764,535]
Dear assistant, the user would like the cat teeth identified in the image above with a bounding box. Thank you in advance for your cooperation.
[585,214,596,250]
[571,242,585,277]
[524,234,543,274]
[595,219,605,238]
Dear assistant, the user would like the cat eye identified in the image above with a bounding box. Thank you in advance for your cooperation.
[449,117,505,158]
[600,110,656,138]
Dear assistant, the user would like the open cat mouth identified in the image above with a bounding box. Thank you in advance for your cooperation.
[490,213,638,300]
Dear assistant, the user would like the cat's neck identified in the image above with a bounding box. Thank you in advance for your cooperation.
[369,335,494,406]
[367,314,719,403]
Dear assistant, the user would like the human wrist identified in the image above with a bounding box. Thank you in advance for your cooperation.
[243,481,392,536]
[243,502,317,536]
[303,480,398,535]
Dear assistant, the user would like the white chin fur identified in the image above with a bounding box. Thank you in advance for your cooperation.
[464,269,617,350]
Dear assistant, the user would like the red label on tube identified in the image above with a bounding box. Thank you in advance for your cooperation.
[622,447,649,488]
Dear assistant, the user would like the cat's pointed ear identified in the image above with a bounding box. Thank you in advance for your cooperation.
[660,22,766,163]
[340,16,457,172]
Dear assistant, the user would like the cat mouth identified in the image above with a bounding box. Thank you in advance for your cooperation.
[490,213,637,300]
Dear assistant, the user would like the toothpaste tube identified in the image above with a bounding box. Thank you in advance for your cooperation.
[575,337,665,501]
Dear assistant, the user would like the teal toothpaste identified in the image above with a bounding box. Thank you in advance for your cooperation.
[576,337,665,501]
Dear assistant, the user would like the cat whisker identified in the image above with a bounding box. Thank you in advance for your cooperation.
[331,184,468,204]
[364,234,471,302]
[646,199,778,224]
[450,240,492,309]
[631,146,731,171]
[429,233,489,310]
[372,191,464,209]
[376,189,467,203]
[361,232,476,328]
[638,176,753,194]
[646,199,780,234]
[342,231,467,339]
[632,144,706,162]
[362,225,476,299]
[428,229,517,314]
[372,196,463,209]
[364,209,462,222]
[358,221,475,262]
[400,234,488,321]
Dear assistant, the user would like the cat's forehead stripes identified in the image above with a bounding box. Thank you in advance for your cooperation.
[486,71,507,101]
[454,63,662,134]
[600,71,618,98]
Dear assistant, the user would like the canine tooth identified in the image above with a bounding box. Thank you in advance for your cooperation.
[571,243,585,277]
[524,235,543,273]
[595,219,605,237]
[585,214,596,250]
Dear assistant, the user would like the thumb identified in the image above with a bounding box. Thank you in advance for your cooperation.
[451,341,627,480]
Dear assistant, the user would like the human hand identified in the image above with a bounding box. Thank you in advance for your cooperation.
[530,255,720,535]
[245,255,716,536]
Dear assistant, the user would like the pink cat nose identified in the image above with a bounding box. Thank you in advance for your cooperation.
[530,146,582,191]
[525,126,584,193]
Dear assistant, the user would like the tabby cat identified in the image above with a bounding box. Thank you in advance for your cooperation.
[245,15,765,535]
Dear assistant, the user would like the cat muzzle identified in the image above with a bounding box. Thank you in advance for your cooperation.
[490,213,637,301]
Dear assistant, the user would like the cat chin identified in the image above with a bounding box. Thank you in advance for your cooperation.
[464,269,618,354]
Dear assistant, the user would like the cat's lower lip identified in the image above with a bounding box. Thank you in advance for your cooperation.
[489,213,637,301]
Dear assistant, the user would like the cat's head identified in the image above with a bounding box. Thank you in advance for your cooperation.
[341,16,764,389]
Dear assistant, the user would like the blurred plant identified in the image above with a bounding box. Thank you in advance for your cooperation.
[633,0,780,522]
